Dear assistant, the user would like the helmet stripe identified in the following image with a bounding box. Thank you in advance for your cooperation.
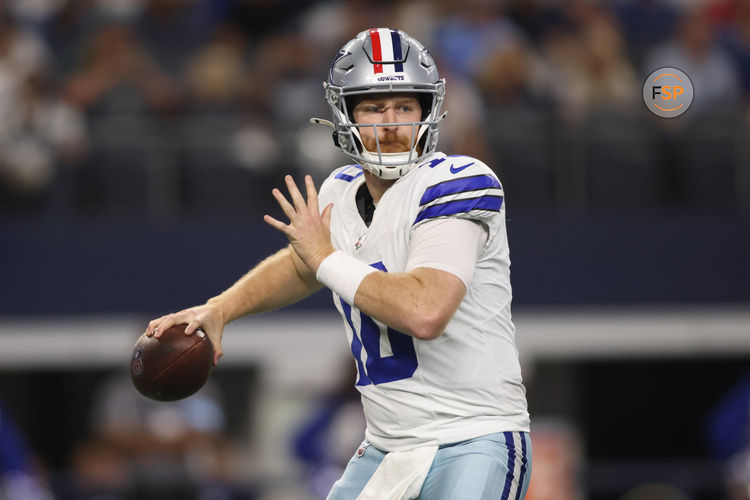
[390,29,404,72]
[377,28,395,74]
[369,28,383,74]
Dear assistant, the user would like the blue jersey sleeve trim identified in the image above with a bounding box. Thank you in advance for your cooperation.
[414,195,503,224]
[334,165,364,182]
[419,174,501,206]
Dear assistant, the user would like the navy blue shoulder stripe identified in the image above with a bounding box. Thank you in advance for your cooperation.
[414,195,503,224]
[419,174,501,206]
[334,165,364,182]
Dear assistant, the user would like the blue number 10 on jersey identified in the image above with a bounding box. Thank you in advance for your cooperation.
[338,262,418,386]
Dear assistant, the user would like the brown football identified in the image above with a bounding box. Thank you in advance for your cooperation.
[130,324,214,401]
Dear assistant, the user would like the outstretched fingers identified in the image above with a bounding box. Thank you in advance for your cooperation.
[272,187,297,222]
[305,175,320,213]
[263,214,290,235]
[321,202,333,228]
[285,175,307,212]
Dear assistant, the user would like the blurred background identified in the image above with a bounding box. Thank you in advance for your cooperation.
[0,0,749,498]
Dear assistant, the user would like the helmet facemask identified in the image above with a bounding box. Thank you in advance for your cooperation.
[327,84,445,180]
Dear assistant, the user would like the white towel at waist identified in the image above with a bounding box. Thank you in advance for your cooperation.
[357,445,439,500]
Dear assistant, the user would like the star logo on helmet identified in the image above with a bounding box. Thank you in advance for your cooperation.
[329,50,350,81]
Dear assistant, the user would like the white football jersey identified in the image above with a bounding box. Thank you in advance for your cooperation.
[318,152,530,452]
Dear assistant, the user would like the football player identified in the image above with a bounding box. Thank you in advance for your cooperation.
[147,28,531,499]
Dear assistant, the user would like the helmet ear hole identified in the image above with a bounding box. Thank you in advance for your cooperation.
[345,98,356,122]
[417,129,428,152]
[417,94,432,120]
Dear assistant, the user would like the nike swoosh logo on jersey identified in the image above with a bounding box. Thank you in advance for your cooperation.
[450,162,474,174]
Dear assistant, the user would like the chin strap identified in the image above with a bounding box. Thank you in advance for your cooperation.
[310,117,335,128]
[309,111,448,178]
[310,117,344,147]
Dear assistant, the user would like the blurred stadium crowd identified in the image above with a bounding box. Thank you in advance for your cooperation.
[0,0,748,220]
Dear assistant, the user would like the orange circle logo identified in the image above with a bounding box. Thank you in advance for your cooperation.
[642,68,693,118]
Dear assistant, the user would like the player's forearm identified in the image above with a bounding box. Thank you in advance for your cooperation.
[353,271,457,340]
[207,246,322,323]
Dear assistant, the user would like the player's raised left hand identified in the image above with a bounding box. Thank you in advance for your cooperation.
[264,175,335,273]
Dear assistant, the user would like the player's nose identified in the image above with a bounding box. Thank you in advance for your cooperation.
[381,106,397,126]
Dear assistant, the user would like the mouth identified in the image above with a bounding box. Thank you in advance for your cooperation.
[377,141,410,151]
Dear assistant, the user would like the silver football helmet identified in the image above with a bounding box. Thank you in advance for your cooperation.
[311,28,446,179]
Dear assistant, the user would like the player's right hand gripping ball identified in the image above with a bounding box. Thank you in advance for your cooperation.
[130,324,214,401]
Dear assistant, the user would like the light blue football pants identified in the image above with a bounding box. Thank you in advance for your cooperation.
[327,431,532,500]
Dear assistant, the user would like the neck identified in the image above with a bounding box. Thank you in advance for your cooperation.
[363,171,396,204]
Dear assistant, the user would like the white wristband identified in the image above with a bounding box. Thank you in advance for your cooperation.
[316,250,377,304]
